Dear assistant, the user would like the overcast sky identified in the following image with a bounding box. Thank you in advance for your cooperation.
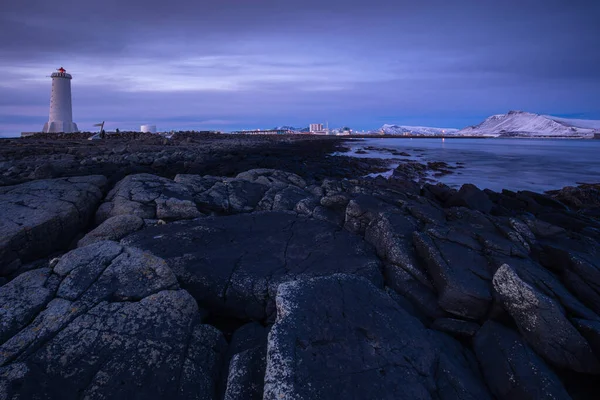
[1,0,599,136]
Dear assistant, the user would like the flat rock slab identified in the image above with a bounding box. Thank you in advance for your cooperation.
[0,241,226,400]
[263,274,491,400]
[0,175,107,276]
[474,321,571,400]
[122,212,383,320]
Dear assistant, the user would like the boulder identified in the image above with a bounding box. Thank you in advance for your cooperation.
[0,175,107,276]
[413,230,492,320]
[236,168,307,189]
[95,173,201,223]
[263,274,491,399]
[492,264,600,373]
[422,183,456,204]
[77,214,145,247]
[175,174,270,214]
[0,241,226,399]
[547,183,600,210]
[445,184,493,214]
[474,321,571,400]
[122,212,382,320]
[344,194,396,235]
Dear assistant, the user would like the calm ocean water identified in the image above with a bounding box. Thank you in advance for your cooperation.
[342,138,600,192]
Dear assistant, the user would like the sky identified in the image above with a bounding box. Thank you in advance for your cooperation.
[1,0,599,136]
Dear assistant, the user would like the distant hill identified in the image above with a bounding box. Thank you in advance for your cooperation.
[457,111,600,138]
[377,124,459,135]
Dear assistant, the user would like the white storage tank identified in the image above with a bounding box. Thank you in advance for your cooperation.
[140,124,157,133]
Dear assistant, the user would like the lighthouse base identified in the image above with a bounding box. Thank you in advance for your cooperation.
[43,121,79,133]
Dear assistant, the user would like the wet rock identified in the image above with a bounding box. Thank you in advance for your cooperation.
[263,274,491,400]
[0,175,107,276]
[474,321,571,400]
[445,184,493,214]
[492,264,600,373]
[122,212,382,320]
[77,214,145,247]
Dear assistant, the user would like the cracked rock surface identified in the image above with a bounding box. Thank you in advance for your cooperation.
[0,175,107,276]
[0,241,225,400]
[263,274,491,400]
[3,147,600,400]
[122,212,383,321]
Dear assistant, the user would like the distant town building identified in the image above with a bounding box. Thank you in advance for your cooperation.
[43,67,78,133]
[309,123,324,133]
[140,124,157,133]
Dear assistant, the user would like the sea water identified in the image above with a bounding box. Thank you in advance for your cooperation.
[341,138,600,192]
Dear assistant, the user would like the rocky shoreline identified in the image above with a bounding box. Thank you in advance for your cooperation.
[1,134,600,399]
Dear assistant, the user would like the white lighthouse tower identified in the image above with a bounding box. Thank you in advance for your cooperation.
[42,67,78,133]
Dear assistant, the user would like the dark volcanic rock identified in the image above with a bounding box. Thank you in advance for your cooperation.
[77,214,145,247]
[364,212,446,321]
[174,169,314,215]
[0,241,226,400]
[474,321,571,400]
[493,264,600,373]
[96,173,201,223]
[0,175,107,276]
[413,230,493,320]
[0,268,54,344]
[175,174,269,214]
[222,322,268,400]
[263,274,491,400]
[122,212,382,321]
[236,168,307,189]
[445,184,493,214]
[548,183,600,210]
[431,318,480,339]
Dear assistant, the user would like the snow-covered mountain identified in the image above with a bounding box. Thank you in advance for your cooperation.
[457,111,600,138]
[378,124,459,135]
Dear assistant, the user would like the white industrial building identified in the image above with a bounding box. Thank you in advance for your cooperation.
[43,67,78,133]
[309,123,323,133]
[140,124,157,133]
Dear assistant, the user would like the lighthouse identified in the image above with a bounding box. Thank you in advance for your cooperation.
[42,67,78,133]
